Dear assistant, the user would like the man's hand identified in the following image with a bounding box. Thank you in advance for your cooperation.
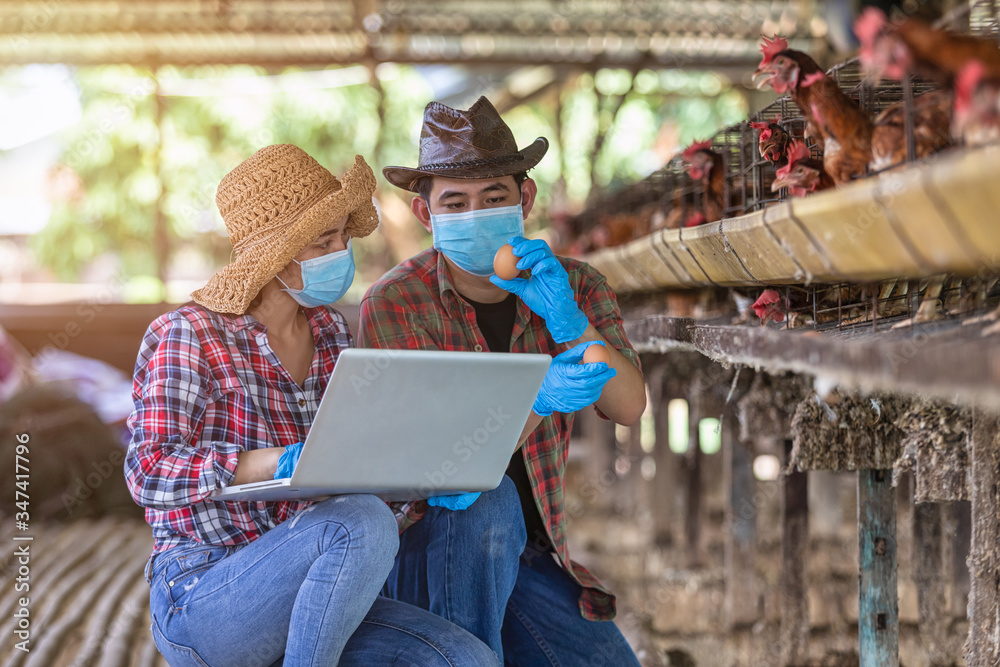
[490,236,588,344]
[533,341,617,417]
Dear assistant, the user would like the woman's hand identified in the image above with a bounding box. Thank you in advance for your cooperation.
[274,442,305,479]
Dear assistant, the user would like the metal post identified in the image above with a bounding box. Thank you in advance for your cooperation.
[912,501,948,666]
[902,74,916,164]
[858,468,899,666]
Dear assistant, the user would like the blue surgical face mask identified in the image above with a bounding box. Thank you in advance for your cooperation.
[278,239,356,307]
[430,203,525,277]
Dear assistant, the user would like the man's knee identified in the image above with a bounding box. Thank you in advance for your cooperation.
[459,475,525,544]
[586,626,639,667]
[468,475,521,521]
[410,631,500,667]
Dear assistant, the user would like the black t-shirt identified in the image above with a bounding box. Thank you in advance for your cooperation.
[463,293,552,555]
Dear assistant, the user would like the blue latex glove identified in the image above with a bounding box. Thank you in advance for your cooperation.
[533,341,617,417]
[274,442,304,479]
[426,492,481,511]
[490,236,589,344]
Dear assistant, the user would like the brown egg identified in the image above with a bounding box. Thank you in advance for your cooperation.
[582,343,611,365]
[493,244,520,280]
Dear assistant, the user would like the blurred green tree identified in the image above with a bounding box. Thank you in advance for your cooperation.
[35,64,434,301]
[33,64,746,301]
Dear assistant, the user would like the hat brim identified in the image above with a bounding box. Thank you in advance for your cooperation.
[382,137,548,192]
[192,155,378,315]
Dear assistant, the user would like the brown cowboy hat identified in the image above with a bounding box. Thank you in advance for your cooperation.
[382,96,548,192]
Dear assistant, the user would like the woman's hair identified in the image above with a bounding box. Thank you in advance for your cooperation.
[246,292,263,314]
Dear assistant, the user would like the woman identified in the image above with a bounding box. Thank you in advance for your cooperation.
[125,144,498,666]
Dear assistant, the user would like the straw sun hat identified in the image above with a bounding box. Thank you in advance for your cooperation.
[192,144,378,314]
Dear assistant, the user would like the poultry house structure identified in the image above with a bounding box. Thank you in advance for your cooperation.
[568,5,999,337]
[556,2,1000,666]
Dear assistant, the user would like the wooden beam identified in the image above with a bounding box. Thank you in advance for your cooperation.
[912,501,949,666]
[647,365,678,547]
[585,146,1000,291]
[627,316,1000,411]
[684,398,703,568]
[619,416,644,517]
[858,469,899,666]
[723,413,758,630]
[964,410,1000,665]
[946,500,971,620]
[780,438,809,665]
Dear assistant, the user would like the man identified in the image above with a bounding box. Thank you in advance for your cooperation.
[360,97,645,665]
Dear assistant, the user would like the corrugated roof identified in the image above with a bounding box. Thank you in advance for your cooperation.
[0,0,814,66]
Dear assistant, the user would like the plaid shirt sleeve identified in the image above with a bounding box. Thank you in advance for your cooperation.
[125,311,241,509]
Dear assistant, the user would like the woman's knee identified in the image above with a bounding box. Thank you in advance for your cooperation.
[304,494,398,556]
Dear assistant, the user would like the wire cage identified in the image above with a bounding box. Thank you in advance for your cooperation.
[767,274,1000,334]
[567,0,1000,253]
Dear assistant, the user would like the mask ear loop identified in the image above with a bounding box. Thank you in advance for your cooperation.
[275,257,304,293]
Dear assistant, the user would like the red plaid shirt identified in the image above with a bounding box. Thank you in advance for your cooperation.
[359,247,641,621]
[125,304,353,554]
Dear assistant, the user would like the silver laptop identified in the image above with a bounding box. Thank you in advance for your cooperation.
[213,348,551,502]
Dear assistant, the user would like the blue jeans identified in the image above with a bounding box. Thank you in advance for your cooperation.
[383,475,526,660]
[148,494,498,667]
[501,551,641,667]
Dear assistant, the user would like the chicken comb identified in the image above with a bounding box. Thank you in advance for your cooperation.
[749,121,773,142]
[853,7,888,50]
[682,139,714,160]
[955,60,986,111]
[786,139,811,166]
[752,289,785,323]
[775,140,810,180]
[753,289,781,309]
[800,71,826,88]
[759,35,789,66]
[684,212,708,228]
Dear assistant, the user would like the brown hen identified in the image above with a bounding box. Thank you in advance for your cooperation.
[797,71,874,184]
[771,140,834,197]
[855,8,1000,86]
[680,140,726,225]
[753,36,827,150]
[869,89,954,171]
